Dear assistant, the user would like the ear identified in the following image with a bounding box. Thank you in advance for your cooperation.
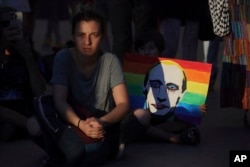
[179,90,186,99]
[143,85,148,95]
[176,96,181,105]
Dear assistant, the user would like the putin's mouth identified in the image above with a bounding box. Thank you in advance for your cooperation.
[151,103,169,110]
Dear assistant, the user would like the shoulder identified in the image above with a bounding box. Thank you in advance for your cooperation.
[101,52,120,65]
[102,52,117,59]
[54,48,72,62]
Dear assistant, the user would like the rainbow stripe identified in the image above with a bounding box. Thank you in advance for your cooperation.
[124,53,212,124]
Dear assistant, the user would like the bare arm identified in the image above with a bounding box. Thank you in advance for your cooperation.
[53,84,80,127]
[99,83,130,127]
[53,84,104,138]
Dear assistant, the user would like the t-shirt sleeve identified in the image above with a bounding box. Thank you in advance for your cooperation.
[50,49,69,86]
[109,54,125,89]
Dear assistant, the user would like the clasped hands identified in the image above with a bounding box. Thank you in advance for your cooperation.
[78,117,106,139]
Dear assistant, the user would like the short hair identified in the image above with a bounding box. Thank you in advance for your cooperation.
[135,30,165,53]
[143,60,187,94]
[71,9,106,35]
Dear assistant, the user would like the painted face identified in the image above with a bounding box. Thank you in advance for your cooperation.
[145,63,185,115]
[73,20,102,56]
[138,41,160,57]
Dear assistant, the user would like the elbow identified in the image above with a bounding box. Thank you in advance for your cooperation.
[119,102,130,116]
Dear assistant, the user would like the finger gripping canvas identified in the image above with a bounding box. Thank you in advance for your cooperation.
[124,53,212,125]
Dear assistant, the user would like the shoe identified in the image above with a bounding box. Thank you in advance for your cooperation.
[180,127,200,146]
[115,143,125,159]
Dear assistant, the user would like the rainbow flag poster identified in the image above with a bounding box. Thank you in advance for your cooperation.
[123,53,212,125]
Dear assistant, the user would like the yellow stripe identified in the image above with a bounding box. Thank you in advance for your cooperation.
[187,81,209,95]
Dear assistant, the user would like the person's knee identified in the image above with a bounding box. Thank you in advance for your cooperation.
[133,108,151,126]
[26,116,42,137]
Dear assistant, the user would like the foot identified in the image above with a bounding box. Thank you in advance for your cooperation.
[179,127,201,146]
[115,143,125,159]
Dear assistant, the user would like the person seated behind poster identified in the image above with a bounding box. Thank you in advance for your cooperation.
[121,60,206,145]
[0,6,46,140]
[134,30,165,57]
[37,9,130,167]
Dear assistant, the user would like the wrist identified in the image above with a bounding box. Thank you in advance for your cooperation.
[77,119,82,128]
[99,117,110,128]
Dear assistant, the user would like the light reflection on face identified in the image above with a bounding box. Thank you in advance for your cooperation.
[73,20,102,57]
[145,63,185,115]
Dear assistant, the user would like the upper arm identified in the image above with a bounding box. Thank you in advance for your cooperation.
[53,84,68,106]
[112,83,130,107]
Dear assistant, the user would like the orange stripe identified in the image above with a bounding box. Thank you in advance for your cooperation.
[185,69,210,83]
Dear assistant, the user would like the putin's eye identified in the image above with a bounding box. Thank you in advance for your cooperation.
[166,83,179,92]
[149,80,163,88]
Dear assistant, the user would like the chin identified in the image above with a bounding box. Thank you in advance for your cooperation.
[82,51,95,56]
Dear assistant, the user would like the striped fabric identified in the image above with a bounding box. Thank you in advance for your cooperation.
[220,0,250,109]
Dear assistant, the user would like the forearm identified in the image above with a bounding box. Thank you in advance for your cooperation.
[99,103,129,127]
[55,100,81,128]
[25,57,46,96]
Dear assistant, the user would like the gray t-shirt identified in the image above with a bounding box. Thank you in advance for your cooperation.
[51,48,125,114]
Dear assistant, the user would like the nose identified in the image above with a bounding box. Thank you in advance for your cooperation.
[157,97,166,103]
[84,35,91,45]
[156,86,167,103]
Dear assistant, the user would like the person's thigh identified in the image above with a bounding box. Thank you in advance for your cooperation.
[160,18,181,57]
[133,0,156,35]
[107,0,133,59]
[182,20,200,61]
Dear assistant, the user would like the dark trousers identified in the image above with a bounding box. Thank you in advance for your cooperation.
[107,0,157,61]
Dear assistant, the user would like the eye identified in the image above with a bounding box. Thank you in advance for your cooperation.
[76,33,84,37]
[91,32,100,38]
[166,83,179,92]
[149,80,162,88]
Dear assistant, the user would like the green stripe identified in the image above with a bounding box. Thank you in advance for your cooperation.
[181,92,206,105]
[127,84,144,96]
[125,73,145,85]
